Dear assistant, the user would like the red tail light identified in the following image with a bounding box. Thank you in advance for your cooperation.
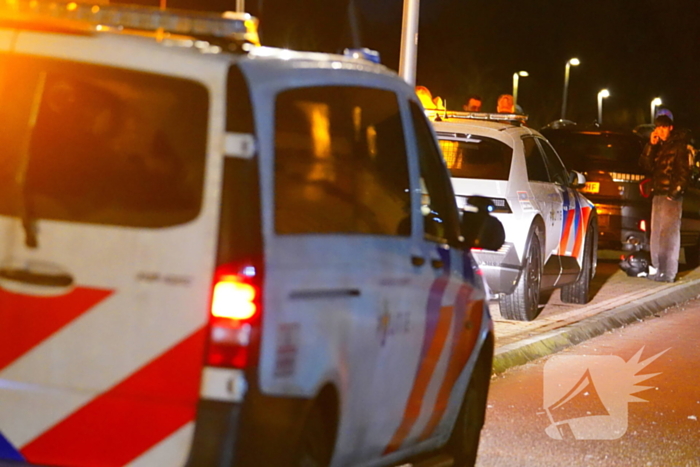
[639,219,647,232]
[206,263,261,369]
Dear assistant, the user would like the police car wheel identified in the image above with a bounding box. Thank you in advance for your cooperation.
[560,227,593,304]
[445,337,493,467]
[499,230,542,321]
[295,404,334,467]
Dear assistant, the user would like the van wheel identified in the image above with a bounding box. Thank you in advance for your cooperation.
[295,404,334,467]
[445,338,493,467]
[561,227,594,304]
[499,230,542,321]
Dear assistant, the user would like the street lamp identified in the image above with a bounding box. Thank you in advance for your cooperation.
[651,97,662,123]
[560,58,580,120]
[512,70,529,109]
[398,0,420,86]
[597,89,610,125]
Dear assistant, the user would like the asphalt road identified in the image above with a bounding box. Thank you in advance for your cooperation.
[476,298,700,466]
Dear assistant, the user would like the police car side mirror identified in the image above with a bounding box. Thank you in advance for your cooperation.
[460,196,505,251]
[569,170,586,188]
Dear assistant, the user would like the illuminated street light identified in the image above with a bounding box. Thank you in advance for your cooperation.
[597,89,610,125]
[561,58,580,120]
[512,70,529,110]
[651,97,662,123]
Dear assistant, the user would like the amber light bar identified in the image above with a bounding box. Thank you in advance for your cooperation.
[0,0,260,45]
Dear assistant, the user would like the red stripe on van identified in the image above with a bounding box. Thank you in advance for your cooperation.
[0,287,113,371]
[21,327,207,467]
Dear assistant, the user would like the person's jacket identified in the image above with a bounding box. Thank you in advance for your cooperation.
[639,129,691,199]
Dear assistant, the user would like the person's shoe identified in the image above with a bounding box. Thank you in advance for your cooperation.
[654,273,674,283]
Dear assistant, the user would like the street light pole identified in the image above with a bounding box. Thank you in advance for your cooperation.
[512,71,528,110]
[651,97,662,123]
[398,0,420,86]
[597,89,610,125]
[560,58,580,120]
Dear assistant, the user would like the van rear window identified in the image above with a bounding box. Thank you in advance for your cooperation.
[438,137,512,180]
[0,55,208,228]
[274,86,410,236]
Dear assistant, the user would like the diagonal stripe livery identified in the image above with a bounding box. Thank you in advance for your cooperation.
[20,327,206,467]
[0,287,113,371]
[384,247,482,454]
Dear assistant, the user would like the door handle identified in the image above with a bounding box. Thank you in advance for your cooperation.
[411,255,426,267]
[0,268,73,287]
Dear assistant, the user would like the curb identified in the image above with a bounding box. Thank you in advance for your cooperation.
[492,277,700,374]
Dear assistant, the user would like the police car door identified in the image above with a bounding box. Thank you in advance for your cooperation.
[254,74,429,466]
[379,101,486,459]
[522,135,562,288]
[537,137,590,285]
[0,39,218,466]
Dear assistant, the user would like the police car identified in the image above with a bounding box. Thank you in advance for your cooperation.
[0,2,504,466]
[430,111,598,321]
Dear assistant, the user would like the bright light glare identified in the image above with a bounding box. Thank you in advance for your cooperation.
[599,89,610,98]
[518,70,529,77]
[569,58,580,66]
[212,278,256,320]
[652,97,662,106]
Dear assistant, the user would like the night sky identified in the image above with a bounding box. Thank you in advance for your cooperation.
[122,0,700,134]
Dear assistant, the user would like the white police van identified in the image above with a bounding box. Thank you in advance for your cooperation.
[0,2,503,466]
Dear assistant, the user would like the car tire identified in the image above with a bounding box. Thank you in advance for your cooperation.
[294,403,334,467]
[499,229,542,321]
[560,227,594,304]
[445,337,493,467]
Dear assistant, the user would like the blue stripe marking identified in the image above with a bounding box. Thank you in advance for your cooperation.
[572,193,581,240]
[0,432,24,462]
[560,188,570,233]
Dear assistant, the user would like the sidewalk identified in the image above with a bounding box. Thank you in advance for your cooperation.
[490,257,700,373]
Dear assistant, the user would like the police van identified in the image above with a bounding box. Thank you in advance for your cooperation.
[0,2,504,466]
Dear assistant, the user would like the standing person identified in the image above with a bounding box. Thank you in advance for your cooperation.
[496,94,514,113]
[463,94,482,112]
[639,114,691,282]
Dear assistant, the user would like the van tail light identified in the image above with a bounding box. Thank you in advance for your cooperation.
[206,262,262,369]
[639,219,647,232]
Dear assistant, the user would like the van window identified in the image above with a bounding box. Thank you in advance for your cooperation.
[274,86,411,236]
[0,55,209,228]
[438,137,512,181]
[522,136,550,182]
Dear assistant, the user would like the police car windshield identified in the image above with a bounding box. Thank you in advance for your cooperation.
[438,136,512,180]
[0,54,208,229]
[542,131,644,174]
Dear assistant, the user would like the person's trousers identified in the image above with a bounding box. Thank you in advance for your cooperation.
[650,195,683,280]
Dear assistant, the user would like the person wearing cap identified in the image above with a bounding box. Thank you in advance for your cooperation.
[639,113,692,282]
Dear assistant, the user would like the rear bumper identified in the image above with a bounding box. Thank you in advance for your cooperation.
[471,242,522,294]
[186,371,310,467]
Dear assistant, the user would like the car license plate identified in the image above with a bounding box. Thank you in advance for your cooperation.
[582,182,600,194]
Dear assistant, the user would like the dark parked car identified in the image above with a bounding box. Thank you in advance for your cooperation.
[542,124,700,267]
[541,126,648,251]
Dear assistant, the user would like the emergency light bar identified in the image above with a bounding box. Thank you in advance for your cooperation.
[0,0,260,46]
[426,109,528,125]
